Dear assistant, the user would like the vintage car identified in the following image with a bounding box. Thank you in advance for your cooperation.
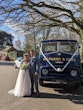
[1,56,10,61]
[37,40,83,89]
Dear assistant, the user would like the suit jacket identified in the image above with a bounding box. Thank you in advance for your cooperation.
[29,56,36,73]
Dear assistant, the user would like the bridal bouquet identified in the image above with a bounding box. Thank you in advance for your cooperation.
[21,62,30,71]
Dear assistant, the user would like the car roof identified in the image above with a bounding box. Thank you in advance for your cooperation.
[41,39,78,43]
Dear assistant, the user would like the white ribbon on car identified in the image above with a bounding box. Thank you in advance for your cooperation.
[38,44,78,72]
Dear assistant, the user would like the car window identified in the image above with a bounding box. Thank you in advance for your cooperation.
[59,42,77,53]
[17,57,23,61]
[42,43,57,53]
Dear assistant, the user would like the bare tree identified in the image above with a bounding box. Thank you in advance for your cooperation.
[0,0,83,55]
[14,40,22,50]
[0,0,82,36]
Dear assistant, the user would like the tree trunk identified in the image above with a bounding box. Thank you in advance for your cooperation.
[80,1,83,60]
[80,30,83,60]
[33,27,36,56]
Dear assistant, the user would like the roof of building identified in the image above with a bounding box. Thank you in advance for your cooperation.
[0,46,24,52]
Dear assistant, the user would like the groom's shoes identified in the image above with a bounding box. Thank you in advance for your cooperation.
[31,91,40,97]
[31,91,35,95]
[36,91,40,97]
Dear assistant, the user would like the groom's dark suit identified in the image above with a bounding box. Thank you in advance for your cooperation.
[29,56,39,93]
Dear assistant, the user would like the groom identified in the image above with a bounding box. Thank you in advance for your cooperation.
[29,50,39,96]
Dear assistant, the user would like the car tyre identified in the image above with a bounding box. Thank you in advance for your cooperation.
[74,83,80,89]
[14,64,17,69]
[81,81,83,85]
[39,79,43,86]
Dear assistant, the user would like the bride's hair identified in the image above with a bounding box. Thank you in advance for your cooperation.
[23,53,29,57]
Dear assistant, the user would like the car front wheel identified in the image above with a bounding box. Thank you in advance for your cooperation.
[39,79,43,86]
[14,64,17,69]
[74,83,80,89]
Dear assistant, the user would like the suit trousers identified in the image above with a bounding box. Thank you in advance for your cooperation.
[29,69,39,92]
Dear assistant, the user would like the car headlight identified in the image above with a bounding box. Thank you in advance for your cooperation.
[71,70,77,77]
[42,69,48,75]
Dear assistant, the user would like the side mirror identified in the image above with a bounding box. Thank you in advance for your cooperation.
[36,44,40,50]
[79,44,80,48]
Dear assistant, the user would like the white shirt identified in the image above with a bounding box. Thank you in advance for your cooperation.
[30,56,35,63]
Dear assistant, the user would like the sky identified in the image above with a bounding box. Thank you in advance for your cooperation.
[0,0,25,50]
[0,23,25,49]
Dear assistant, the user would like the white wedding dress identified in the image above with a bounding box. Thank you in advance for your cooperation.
[8,62,31,97]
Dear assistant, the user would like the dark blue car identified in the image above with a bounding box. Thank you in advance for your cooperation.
[37,40,83,89]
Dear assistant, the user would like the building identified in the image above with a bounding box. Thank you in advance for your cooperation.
[0,46,24,60]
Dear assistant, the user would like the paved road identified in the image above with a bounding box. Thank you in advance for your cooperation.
[0,65,83,110]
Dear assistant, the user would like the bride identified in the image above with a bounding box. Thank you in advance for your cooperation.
[8,53,31,97]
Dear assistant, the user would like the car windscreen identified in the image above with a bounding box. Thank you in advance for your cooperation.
[17,57,23,61]
[42,42,57,53]
[59,42,77,54]
[42,41,77,54]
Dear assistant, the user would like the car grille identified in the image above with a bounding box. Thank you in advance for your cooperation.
[48,68,71,77]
